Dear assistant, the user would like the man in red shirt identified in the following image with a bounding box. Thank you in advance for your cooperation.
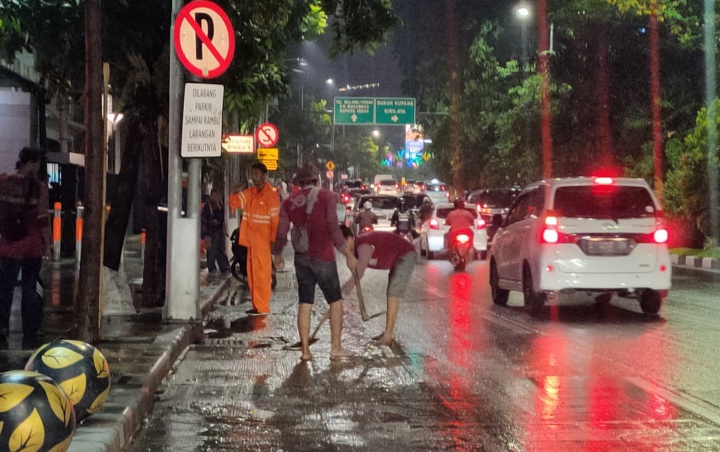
[444,198,475,249]
[273,164,357,361]
[340,226,417,346]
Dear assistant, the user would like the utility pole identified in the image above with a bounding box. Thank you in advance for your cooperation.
[76,0,104,343]
[164,0,201,321]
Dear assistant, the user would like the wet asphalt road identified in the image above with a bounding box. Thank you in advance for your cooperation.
[129,255,720,451]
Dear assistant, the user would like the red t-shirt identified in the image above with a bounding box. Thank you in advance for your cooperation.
[445,208,475,232]
[354,231,415,270]
[0,174,49,260]
[274,187,346,262]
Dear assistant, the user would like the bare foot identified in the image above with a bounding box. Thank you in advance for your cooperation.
[375,336,395,347]
[371,333,383,341]
[330,348,353,360]
[300,353,313,362]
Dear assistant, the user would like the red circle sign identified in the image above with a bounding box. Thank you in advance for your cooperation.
[174,1,235,79]
[256,123,279,148]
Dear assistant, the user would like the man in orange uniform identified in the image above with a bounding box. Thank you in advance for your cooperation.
[238,163,281,315]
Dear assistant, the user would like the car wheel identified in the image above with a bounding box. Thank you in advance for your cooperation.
[490,261,509,306]
[522,264,546,317]
[639,290,662,315]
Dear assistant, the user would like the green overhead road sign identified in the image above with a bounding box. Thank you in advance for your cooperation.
[375,98,415,125]
[334,97,416,125]
[334,97,374,125]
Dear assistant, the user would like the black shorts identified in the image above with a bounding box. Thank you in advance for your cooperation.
[294,254,342,304]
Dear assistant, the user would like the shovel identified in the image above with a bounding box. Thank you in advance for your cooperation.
[284,310,330,350]
[354,268,385,322]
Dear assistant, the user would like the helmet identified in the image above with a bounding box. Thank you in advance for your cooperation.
[454,198,465,209]
[363,201,373,210]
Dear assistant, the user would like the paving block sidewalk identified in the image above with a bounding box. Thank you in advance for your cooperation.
[671,253,720,271]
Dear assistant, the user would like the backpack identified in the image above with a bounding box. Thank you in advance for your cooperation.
[0,176,35,242]
[290,187,319,254]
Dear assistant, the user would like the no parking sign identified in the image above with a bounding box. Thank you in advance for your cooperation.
[174,1,235,78]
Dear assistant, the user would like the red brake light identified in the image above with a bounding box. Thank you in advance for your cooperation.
[476,219,486,230]
[456,234,470,244]
[542,228,559,243]
[545,216,558,226]
[429,219,440,230]
[653,228,668,244]
[594,177,614,185]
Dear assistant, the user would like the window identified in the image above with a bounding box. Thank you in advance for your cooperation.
[552,186,656,219]
[426,184,446,192]
[506,193,531,225]
[379,180,398,186]
[361,197,399,210]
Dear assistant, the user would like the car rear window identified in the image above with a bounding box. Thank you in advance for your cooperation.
[436,207,478,219]
[379,180,397,186]
[477,191,516,208]
[552,185,657,219]
[426,184,446,192]
[344,180,364,189]
[363,197,399,210]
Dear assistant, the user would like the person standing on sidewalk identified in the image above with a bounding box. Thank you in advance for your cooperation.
[238,162,281,316]
[0,146,50,348]
[339,226,417,346]
[202,188,231,274]
[273,163,357,361]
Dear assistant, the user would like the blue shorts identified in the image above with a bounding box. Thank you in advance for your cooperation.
[294,255,342,305]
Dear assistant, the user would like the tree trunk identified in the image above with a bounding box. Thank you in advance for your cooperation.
[142,118,165,308]
[103,119,142,271]
[76,0,103,343]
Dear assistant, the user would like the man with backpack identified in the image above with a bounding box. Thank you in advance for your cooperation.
[0,146,50,348]
[273,163,357,362]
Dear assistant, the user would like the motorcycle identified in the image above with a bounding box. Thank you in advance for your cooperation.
[230,228,277,289]
[392,213,415,243]
[359,224,374,235]
[447,228,474,271]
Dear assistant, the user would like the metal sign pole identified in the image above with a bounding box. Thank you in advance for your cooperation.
[165,0,200,321]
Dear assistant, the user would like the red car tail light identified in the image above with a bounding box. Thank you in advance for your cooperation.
[637,227,669,244]
[429,219,440,230]
[476,219,486,230]
[539,214,577,244]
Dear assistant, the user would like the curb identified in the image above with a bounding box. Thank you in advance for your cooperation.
[671,254,720,271]
[66,275,234,452]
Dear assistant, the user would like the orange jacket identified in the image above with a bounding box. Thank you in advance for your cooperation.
[238,182,280,247]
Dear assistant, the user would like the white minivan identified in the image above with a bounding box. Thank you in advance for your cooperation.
[488,177,671,316]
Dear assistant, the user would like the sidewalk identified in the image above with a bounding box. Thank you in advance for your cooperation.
[671,253,720,271]
[0,236,236,452]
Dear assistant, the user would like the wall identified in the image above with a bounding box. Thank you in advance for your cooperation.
[0,88,32,174]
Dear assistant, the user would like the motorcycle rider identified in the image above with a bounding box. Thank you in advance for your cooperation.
[417,197,433,227]
[390,197,417,239]
[444,198,475,250]
[355,201,378,234]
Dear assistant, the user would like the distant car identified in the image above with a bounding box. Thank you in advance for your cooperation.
[347,194,400,234]
[376,179,400,195]
[467,188,520,241]
[412,181,426,194]
[402,179,416,194]
[488,177,671,317]
[346,188,371,211]
[418,202,488,260]
[424,180,449,205]
[341,179,366,191]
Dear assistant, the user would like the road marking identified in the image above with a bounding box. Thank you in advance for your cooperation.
[627,377,720,427]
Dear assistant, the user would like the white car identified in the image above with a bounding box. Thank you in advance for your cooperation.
[376,179,400,195]
[419,202,488,259]
[488,177,672,316]
[347,194,399,233]
[424,181,449,205]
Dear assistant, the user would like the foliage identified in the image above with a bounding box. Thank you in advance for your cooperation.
[662,100,720,239]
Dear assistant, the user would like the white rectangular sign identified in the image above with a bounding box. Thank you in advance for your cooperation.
[181,83,224,158]
[222,134,254,154]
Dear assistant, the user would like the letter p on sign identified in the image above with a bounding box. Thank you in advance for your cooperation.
[174,1,235,79]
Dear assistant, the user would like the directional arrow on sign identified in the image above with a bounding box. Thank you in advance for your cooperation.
[391,115,399,123]
[351,114,358,123]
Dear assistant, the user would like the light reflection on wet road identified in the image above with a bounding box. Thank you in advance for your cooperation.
[130,257,720,451]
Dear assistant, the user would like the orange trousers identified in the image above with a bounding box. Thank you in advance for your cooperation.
[247,243,272,313]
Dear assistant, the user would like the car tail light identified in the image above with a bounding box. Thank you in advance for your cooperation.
[594,177,614,185]
[476,219,486,230]
[539,214,577,244]
[429,219,440,230]
[455,234,470,244]
[637,227,669,244]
